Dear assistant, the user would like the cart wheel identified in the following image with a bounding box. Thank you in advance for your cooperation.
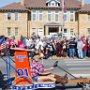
[82,83,90,90]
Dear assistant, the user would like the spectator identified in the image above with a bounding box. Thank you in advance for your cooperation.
[82,39,88,58]
[68,38,76,59]
[87,37,90,57]
[18,36,26,48]
[77,39,83,59]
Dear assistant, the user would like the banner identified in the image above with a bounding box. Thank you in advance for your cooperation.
[15,50,32,85]
[13,82,55,90]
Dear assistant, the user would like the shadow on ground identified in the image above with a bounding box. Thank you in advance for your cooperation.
[0,70,15,90]
[35,84,83,90]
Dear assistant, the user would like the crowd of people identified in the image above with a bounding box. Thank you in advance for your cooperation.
[0,33,90,60]
[1,33,90,86]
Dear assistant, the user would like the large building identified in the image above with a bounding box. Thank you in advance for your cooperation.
[0,0,90,39]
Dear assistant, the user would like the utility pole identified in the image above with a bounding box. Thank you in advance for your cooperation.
[62,0,65,38]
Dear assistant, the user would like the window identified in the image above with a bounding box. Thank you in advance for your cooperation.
[32,9,36,21]
[55,10,59,21]
[52,2,55,6]
[88,14,90,21]
[32,28,36,34]
[63,12,67,22]
[70,14,74,22]
[15,27,18,36]
[47,1,59,7]
[88,28,90,36]
[48,10,51,21]
[64,29,67,33]
[70,10,74,22]
[39,10,43,21]
[7,27,11,36]
[7,12,11,20]
[15,12,19,21]
[70,29,74,36]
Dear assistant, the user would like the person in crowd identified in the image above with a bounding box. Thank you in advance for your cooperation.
[18,35,26,48]
[9,36,18,56]
[62,37,67,57]
[31,32,37,40]
[77,38,83,59]
[25,37,31,49]
[87,37,90,57]
[82,39,88,58]
[38,45,44,60]
[31,58,68,85]
[68,37,76,59]
[44,42,52,59]
[56,40,63,57]
[29,41,36,59]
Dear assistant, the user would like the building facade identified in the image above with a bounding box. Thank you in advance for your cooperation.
[0,0,90,39]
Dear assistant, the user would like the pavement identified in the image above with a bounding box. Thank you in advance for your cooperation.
[0,56,90,90]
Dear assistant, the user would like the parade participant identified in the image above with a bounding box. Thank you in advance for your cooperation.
[31,59,68,85]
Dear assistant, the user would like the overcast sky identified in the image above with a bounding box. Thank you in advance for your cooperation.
[0,0,90,7]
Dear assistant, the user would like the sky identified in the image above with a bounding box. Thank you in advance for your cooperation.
[0,0,90,7]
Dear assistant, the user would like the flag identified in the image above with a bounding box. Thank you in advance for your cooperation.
[0,37,6,50]
[0,37,5,44]
[0,43,6,50]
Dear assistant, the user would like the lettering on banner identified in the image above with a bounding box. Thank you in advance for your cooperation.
[16,55,26,62]
[17,68,30,78]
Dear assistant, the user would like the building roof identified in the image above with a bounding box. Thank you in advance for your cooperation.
[0,2,28,12]
[25,0,81,9]
[65,0,81,9]
[0,0,90,12]
[79,4,90,12]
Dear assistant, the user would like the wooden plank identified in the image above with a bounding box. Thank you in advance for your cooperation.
[10,47,35,52]
[68,78,90,84]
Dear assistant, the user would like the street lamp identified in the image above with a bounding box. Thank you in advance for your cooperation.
[62,0,65,38]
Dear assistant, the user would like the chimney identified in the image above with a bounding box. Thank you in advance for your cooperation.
[81,0,85,7]
[21,0,25,5]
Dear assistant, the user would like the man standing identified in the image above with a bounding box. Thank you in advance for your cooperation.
[69,38,76,59]
[77,39,83,59]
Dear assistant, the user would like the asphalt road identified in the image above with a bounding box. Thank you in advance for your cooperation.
[0,56,90,90]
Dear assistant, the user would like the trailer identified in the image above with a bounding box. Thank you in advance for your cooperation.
[0,48,90,90]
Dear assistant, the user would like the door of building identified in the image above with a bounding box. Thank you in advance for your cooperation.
[49,27,59,35]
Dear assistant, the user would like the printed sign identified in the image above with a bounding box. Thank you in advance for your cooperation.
[13,82,55,90]
[15,50,32,85]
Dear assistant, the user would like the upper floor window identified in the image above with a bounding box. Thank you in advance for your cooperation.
[7,12,11,20]
[70,9,74,13]
[32,9,37,21]
[63,11,67,22]
[48,10,51,21]
[46,0,60,7]
[55,10,59,21]
[7,27,11,36]
[88,14,90,21]
[15,27,18,36]
[15,12,19,21]
[39,10,43,21]
[70,10,74,22]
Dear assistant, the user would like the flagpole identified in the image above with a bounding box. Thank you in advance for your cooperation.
[62,0,65,38]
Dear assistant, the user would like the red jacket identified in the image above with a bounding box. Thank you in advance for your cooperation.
[83,42,87,50]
